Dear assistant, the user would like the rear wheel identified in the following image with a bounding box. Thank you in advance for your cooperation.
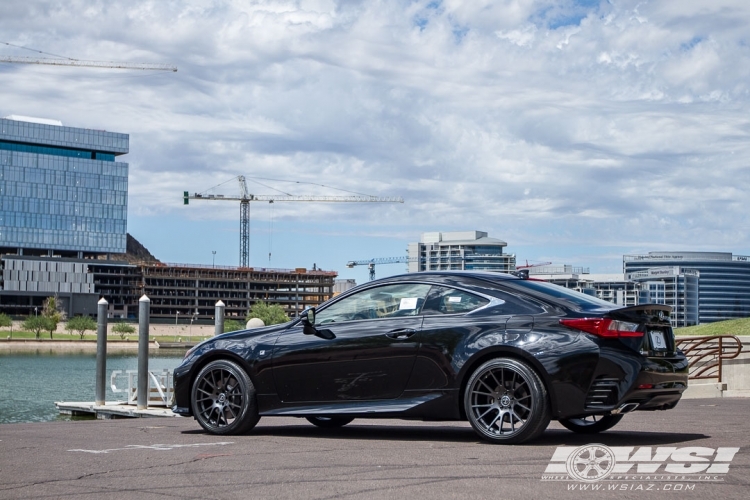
[191,359,260,435]
[559,414,623,434]
[464,358,550,444]
[306,416,354,428]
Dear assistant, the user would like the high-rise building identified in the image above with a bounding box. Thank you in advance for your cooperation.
[624,252,750,324]
[0,115,129,257]
[407,231,515,273]
[1,116,129,316]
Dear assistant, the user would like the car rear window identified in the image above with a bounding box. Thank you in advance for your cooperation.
[509,279,616,310]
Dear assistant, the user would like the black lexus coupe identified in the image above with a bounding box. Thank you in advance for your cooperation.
[172,271,688,444]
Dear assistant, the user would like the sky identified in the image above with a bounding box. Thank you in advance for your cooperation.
[2,0,749,285]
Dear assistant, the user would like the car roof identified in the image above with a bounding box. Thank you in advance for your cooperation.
[370,270,522,283]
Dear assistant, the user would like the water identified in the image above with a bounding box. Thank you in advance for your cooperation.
[0,349,184,424]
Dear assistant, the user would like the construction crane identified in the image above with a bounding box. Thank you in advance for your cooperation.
[346,257,414,281]
[0,55,177,71]
[1,42,176,71]
[516,260,552,270]
[347,255,471,280]
[185,176,404,268]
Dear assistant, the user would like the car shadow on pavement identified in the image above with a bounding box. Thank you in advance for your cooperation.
[534,428,709,447]
[182,422,709,446]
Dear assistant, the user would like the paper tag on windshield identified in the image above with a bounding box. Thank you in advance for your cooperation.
[448,296,462,303]
[399,297,418,310]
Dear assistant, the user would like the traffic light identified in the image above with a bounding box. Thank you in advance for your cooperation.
[183,191,189,205]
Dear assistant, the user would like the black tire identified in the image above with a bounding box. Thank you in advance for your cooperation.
[559,414,623,434]
[191,359,260,435]
[464,358,550,444]
[305,416,355,428]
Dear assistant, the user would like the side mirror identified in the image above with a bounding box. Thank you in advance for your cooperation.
[301,307,335,340]
[301,307,317,336]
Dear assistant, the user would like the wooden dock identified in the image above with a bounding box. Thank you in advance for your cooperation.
[55,401,179,419]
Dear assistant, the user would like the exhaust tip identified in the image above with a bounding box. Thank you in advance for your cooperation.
[611,402,639,415]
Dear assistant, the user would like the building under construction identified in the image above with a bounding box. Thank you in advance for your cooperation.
[139,263,335,320]
[1,255,336,320]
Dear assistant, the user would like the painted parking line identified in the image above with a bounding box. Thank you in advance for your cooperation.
[68,442,234,454]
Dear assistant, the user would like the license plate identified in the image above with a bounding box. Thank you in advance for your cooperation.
[649,330,667,351]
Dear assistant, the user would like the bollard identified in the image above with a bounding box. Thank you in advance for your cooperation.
[215,300,225,337]
[137,295,150,410]
[95,298,108,405]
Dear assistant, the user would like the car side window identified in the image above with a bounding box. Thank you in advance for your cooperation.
[486,289,545,315]
[315,283,432,324]
[422,286,490,315]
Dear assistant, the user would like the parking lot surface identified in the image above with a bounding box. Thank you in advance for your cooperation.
[0,398,748,499]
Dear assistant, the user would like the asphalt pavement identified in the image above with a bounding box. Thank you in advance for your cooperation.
[0,398,748,500]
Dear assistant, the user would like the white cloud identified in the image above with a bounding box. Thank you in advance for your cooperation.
[2,0,750,277]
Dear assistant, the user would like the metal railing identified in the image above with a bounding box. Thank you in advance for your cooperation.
[675,335,743,381]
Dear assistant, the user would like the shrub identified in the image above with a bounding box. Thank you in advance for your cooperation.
[112,322,136,340]
[223,319,246,333]
[246,302,289,326]
[65,316,97,340]
[23,316,51,339]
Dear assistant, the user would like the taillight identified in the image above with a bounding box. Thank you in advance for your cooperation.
[560,318,643,338]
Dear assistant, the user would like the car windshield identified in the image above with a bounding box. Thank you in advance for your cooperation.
[508,279,616,310]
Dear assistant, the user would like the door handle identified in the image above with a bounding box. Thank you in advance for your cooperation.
[386,328,417,339]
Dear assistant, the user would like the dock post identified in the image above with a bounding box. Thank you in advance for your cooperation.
[95,298,108,405]
[215,300,225,336]
[137,295,151,410]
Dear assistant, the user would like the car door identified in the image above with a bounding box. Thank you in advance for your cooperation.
[272,283,432,403]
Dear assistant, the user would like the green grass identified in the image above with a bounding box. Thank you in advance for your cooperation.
[674,317,750,337]
[0,330,210,343]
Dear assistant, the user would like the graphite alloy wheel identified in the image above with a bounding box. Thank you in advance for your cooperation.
[305,416,355,428]
[464,358,550,444]
[191,359,260,435]
[559,414,623,434]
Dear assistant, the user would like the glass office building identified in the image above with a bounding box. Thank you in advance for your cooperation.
[0,116,129,256]
[624,252,750,324]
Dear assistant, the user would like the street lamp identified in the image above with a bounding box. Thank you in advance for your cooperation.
[212,251,216,268]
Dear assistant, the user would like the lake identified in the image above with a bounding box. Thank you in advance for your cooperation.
[0,349,184,424]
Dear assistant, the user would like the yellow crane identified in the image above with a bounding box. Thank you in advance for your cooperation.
[184,176,404,268]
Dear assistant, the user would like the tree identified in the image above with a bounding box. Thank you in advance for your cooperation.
[223,319,245,333]
[246,301,289,326]
[42,296,67,339]
[23,316,50,339]
[112,322,136,340]
[65,316,97,340]
[0,313,12,340]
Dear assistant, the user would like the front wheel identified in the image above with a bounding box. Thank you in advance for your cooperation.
[191,359,260,435]
[464,358,550,444]
[559,414,623,434]
[306,416,354,428]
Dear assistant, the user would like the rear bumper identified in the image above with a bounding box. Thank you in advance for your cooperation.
[560,350,688,418]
